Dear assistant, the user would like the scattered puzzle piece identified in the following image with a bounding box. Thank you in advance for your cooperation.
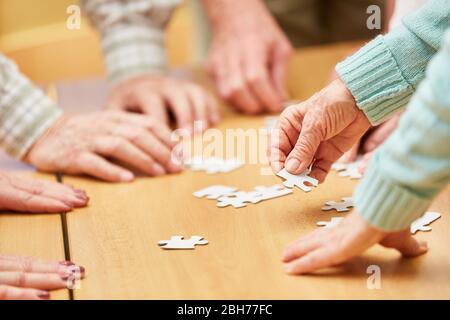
[157,236,208,250]
[253,185,293,200]
[185,157,243,174]
[321,197,354,212]
[410,211,441,234]
[276,168,318,192]
[193,185,237,200]
[331,161,362,179]
[317,217,344,228]
[217,191,263,208]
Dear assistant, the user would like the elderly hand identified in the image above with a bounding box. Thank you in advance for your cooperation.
[339,113,402,172]
[282,211,428,275]
[0,171,88,213]
[24,111,183,182]
[269,79,371,182]
[205,0,293,114]
[107,75,220,134]
[0,255,85,300]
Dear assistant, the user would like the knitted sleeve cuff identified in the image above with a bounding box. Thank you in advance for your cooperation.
[336,35,415,125]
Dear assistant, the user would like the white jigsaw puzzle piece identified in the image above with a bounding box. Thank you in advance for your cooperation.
[317,217,344,228]
[276,168,318,192]
[157,235,209,250]
[410,211,441,234]
[185,157,243,174]
[321,197,354,212]
[331,161,362,179]
[216,191,264,208]
[253,185,293,200]
[193,185,237,200]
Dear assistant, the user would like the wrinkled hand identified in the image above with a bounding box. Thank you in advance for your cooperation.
[0,171,88,213]
[108,75,220,134]
[340,113,402,172]
[0,255,85,300]
[205,0,293,114]
[269,79,371,182]
[282,211,428,275]
[25,111,182,182]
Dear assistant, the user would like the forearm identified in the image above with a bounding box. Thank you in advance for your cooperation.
[0,54,61,159]
[355,30,450,231]
[81,0,179,84]
[336,0,450,125]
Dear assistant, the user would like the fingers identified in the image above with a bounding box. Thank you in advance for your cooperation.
[338,141,360,163]
[93,136,166,177]
[0,186,74,213]
[270,42,292,102]
[0,271,70,291]
[166,91,194,133]
[0,285,49,300]
[112,125,182,173]
[380,231,428,258]
[74,153,134,183]
[134,91,169,125]
[221,47,261,114]
[0,255,84,276]
[284,247,337,275]
[185,85,219,131]
[243,52,282,112]
[285,112,323,174]
[9,176,88,208]
[363,116,400,153]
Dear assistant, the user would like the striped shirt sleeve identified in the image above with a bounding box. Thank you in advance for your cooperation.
[0,54,61,159]
[81,0,180,84]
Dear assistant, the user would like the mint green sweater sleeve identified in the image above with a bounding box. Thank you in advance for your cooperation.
[355,29,450,231]
[336,0,450,125]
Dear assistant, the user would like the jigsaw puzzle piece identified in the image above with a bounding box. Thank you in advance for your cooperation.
[410,211,441,234]
[316,217,344,228]
[193,185,237,199]
[321,197,354,212]
[254,185,293,200]
[216,191,264,208]
[276,168,318,192]
[158,235,208,250]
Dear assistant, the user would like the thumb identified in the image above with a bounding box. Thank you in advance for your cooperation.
[285,112,322,174]
[380,230,428,258]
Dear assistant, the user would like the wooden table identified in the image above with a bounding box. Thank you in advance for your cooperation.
[1,42,450,299]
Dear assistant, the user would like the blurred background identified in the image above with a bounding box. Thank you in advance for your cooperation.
[0,0,199,84]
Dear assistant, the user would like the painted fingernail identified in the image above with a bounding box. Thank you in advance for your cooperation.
[120,171,134,182]
[37,291,50,300]
[59,261,75,266]
[285,158,301,172]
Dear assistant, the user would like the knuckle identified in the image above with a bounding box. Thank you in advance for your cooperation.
[13,272,27,287]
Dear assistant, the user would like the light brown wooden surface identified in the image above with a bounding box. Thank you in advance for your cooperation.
[0,173,69,300]
[54,43,450,299]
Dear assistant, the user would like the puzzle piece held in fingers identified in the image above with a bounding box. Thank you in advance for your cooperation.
[276,168,318,192]
[332,161,362,179]
[158,236,209,250]
[410,211,441,234]
[321,197,354,212]
[317,217,344,228]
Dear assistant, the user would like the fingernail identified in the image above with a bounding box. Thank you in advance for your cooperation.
[285,158,301,172]
[37,291,50,300]
[60,273,71,281]
[59,261,75,266]
[75,189,87,199]
[120,171,134,182]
